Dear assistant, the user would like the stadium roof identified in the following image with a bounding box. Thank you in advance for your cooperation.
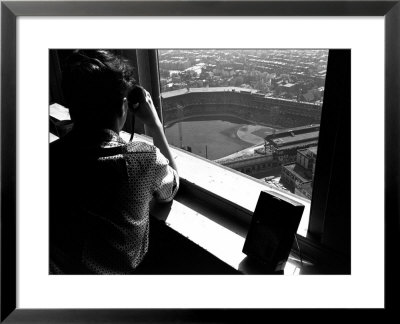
[161,87,257,99]
[270,131,319,147]
[161,87,321,107]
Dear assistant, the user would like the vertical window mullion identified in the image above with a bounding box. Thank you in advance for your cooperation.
[136,49,163,136]
[148,50,163,125]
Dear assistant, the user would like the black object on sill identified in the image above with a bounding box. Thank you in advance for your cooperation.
[242,190,304,273]
[238,256,284,275]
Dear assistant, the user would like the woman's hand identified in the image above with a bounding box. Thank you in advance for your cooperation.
[130,86,162,129]
[128,85,178,173]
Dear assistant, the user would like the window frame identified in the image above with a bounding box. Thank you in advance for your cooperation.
[134,50,163,135]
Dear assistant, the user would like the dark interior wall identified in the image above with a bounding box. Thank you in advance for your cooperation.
[321,99,351,263]
[49,50,66,105]
[320,50,351,261]
[308,50,351,272]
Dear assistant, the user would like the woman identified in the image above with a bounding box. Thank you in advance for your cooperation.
[50,50,179,274]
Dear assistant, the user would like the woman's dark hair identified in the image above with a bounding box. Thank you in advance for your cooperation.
[61,49,136,127]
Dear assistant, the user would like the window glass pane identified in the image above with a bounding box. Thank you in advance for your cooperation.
[158,49,328,201]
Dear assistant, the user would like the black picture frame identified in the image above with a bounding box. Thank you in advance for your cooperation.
[1,0,398,321]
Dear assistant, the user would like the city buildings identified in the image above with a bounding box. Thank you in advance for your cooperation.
[280,146,318,199]
[158,50,326,200]
[158,49,328,101]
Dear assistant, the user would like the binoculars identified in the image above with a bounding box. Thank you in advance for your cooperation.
[127,85,145,112]
[126,85,145,141]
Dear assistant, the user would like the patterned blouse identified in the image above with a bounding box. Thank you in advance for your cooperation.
[50,129,179,274]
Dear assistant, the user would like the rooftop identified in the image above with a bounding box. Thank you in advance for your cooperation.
[215,143,266,164]
[276,141,318,152]
[307,146,318,155]
[266,125,320,138]
[270,131,319,147]
[216,134,318,165]
[298,146,318,156]
[282,163,312,183]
